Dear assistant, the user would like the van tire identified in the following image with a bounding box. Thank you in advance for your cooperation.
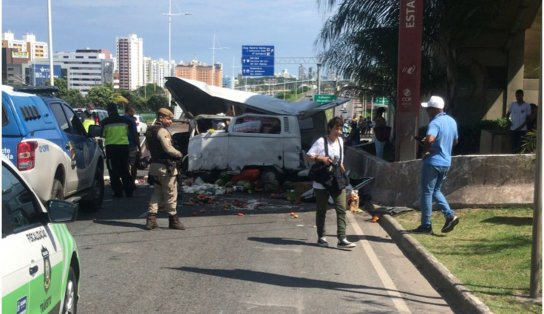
[80,166,104,212]
[51,178,64,200]
[62,267,78,314]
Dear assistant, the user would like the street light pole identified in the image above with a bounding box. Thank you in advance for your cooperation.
[47,0,54,86]
[163,0,190,116]
[210,33,228,86]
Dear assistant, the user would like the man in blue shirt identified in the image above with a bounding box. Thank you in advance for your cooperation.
[412,96,459,234]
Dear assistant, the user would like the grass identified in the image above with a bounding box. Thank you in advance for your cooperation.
[394,208,542,314]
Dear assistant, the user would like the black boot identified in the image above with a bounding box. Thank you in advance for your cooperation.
[168,214,185,230]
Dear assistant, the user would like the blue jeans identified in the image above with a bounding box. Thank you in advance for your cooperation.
[420,163,455,228]
[374,138,385,158]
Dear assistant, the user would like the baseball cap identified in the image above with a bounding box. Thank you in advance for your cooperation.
[158,107,174,118]
[421,96,445,109]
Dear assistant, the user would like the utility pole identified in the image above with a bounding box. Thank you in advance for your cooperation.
[163,0,190,117]
[47,0,54,86]
[210,33,228,86]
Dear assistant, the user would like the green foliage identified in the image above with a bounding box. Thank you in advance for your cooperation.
[480,118,509,131]
[86,85,114,108]
[147,94,169,113]
[521,131,537,153]
[135,84,166,100]
[63,89,86,107]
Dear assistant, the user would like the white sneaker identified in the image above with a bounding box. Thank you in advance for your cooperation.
[337,238,356,248]
[317,237,329,247]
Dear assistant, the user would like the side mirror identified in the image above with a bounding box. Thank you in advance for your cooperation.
[88,124,103,138]
[46,200,78,222]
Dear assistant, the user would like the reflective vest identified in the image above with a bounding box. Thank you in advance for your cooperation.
[102,114,130,146]
[82,118,95,133]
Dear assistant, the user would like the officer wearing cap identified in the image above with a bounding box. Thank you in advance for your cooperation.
[101,103,136,197]
[144,107,185,230]
[412,96,459,235]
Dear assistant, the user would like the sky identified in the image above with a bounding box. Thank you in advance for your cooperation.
[3,0,333,78]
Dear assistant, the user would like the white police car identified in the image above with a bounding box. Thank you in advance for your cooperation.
[1,155,80,313]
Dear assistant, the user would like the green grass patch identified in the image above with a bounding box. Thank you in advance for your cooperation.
[394,208,541,314]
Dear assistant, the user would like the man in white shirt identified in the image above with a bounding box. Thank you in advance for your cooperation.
[506,89,532,153]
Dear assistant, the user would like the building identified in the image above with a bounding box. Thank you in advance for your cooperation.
[298,64,306,81]
[144,57,172,86]
[175,60,222,86]
[54,49,114,95]
[2,32,48,60]
[116,34,144,90]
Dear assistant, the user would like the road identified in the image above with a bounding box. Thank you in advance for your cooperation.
[69,184,453,313]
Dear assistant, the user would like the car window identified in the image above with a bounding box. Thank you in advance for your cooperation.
[2,106,8,126]
[62,104,86,136]
[2,163,44,237]
[50,102,70,132]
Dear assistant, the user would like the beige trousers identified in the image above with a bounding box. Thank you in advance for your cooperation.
[148,175,178,215]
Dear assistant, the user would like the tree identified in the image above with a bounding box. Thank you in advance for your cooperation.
[135,84,166,100]
[147,94,168,113]
[316,0,512,112]
[54,78,85,107]
[86,85,114,108]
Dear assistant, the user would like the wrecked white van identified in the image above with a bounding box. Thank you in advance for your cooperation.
[165,77,349,177]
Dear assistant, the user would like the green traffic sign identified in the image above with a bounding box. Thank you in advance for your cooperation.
[313,94,337,104]
[375,97,390,105]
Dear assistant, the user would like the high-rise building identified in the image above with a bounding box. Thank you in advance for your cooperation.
[116,34,144,90]
[144,57,171,87]
[54,49,114,95]
[298,64,306,81]
[2,32,48,60]
[175,60,222,86]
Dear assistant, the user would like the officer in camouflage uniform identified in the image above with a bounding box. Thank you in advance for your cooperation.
[145,108,185,230]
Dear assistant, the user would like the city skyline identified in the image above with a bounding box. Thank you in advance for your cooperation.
[3,1,331,78]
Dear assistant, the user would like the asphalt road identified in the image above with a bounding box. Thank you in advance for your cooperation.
[68,183,454,313]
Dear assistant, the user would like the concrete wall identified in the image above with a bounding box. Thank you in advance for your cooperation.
[345,147,535,208]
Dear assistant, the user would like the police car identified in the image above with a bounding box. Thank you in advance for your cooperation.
[2,155,80,313]
[2,86,104,211]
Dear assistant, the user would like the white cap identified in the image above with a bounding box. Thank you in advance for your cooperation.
[421,96,445,109]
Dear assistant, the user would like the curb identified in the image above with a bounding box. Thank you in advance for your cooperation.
[379,214,493,314]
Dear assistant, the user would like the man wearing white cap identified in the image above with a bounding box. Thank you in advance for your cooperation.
[413,96,459,234]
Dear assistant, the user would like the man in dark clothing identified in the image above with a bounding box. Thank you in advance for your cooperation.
[101,103,136,197]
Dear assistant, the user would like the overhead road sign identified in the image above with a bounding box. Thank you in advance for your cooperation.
[313,94,337,105]
[242,45,274,77]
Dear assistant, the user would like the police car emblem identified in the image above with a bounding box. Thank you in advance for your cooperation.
[41,246,51,291]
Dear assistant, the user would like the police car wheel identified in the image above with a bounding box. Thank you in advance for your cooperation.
[80,167,104,212]
[51,178,65,200]
[62,267,78,314]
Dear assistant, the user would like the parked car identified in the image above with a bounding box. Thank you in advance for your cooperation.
[1,155,80,313]
[164,77,348,178]
[134,114,148,135]
[2,86,105,211]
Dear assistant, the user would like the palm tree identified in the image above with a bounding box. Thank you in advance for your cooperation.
[316,0,511,112]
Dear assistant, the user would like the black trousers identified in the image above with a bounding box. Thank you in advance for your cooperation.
[105,145,134,196]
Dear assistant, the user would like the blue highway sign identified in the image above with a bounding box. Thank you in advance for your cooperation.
[241,45,274,77]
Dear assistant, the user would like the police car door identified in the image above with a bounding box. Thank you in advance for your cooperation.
[49,102,94,193]
[1,162,63,313]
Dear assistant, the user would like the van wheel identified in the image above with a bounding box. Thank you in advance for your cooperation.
[80,167,104,212]
[62,267,78,314]
[51,178,64,200]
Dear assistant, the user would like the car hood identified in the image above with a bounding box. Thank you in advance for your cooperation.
[164,77,349,118]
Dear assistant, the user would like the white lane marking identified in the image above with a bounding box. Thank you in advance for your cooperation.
[348,212,412,314]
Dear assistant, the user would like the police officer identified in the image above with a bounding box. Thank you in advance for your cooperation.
[145,108,184,230]
[101,103,136,197]
[82,109,96,133]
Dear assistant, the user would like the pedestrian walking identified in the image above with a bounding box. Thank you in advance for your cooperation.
[101,103,136,197]
[373,108,389,158]
[145,108,185,230]
[506,89,532,153]
[306,116,356,248]
[412,96,459,234]
[124,105,141,181]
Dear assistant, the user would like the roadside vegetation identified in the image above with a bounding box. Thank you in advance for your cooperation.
[394,208,541,314]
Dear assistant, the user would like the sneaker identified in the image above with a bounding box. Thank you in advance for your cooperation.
[317,237,329,247]
[441,215,459,233]
[337,238,356,248]
[410,225,433,234]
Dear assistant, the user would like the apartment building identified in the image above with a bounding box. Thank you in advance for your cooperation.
[175,60,222,86]
[2,32,48,60]
[116,34,144,90]
[144,57,172,86]
[54,49,114,95]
